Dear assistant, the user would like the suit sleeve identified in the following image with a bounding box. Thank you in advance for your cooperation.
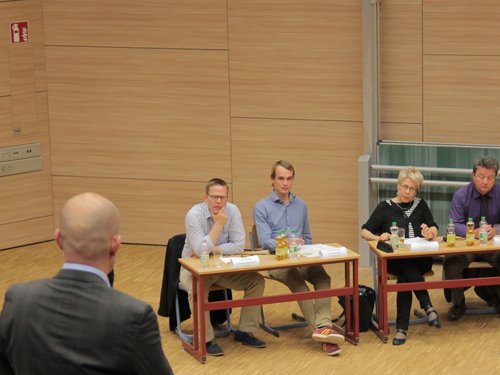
[132,304,173,375]
[0,291,15,375]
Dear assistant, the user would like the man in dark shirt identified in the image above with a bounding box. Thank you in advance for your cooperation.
[444,156,500,320]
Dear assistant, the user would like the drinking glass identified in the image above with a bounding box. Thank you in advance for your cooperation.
[397,228,405,247]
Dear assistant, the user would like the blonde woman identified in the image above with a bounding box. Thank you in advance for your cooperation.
[361,167,440,345]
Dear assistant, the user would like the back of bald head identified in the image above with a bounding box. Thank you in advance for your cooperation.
[58,193,120,261]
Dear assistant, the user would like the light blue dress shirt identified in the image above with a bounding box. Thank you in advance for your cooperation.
[253,191,312,250]
[182,201,245,258]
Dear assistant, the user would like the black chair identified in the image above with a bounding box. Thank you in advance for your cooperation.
[158,233,233,343]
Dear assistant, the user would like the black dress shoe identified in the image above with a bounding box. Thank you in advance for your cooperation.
[392,329,407,346]
[234,330,266,348]
[447,302,466,321]
[206,339,224,356]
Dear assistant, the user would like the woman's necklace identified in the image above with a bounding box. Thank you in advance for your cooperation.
[394,200,411,211]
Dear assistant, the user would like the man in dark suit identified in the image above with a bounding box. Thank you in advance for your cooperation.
[0,192,173,375]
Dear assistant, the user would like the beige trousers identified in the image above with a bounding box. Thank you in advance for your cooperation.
[268,265,332,329]
[179,267,265,342]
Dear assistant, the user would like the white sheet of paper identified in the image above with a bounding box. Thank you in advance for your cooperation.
[299,244,347,258]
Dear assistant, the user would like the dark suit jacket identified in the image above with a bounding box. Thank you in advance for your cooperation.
[0,269,173,375]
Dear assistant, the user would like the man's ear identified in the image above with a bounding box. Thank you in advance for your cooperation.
[110,234,121,257]
[54,229,63,250]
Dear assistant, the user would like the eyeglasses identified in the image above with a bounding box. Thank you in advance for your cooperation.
[207,194,228,201]
[399,184,417,193]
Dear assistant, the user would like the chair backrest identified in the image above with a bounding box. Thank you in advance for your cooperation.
[249,224,261,250]
[157,233,187,321]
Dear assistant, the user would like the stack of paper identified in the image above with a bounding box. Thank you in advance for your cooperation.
[299,244,347,258]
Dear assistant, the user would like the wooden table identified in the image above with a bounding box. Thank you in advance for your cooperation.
[368,239,500,343]
[179,246,360,363]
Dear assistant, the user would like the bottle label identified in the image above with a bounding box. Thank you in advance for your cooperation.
[447,234,456,247]
[200,253,209,267]
[479,231,488,242]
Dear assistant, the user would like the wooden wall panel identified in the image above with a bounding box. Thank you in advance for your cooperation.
[52,176,216,245]
[42,0,227,49]
[231,118,363,250]
[380,122,422,142]
[0,217,53,250]
[424,0,500,55]
[0,92,52,230]
[0,0,52,250]
[0,0,46,93]
[424,55,500,145]
[228,0,362,121]
[47,47,231,182]
[0,97,13,139]
[0,30,9,96]
[9,45,37,135]
[380,0,422,124]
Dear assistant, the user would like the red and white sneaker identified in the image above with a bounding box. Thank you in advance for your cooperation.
[322,342,342,356]
[312,326,345,344]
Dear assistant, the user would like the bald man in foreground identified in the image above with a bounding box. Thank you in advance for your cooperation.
[0,193,173,375]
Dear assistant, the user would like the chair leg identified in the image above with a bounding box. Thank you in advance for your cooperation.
[464,306,498,315]
[260,306,280,337]
[259,306,308,337]
[174,290,193,345]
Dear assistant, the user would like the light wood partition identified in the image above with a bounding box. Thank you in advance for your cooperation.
[424,56,500,145]
[0,0,53,250]
[379,0,500,145]
[42,0,227,49]
[46,46,231,181]
[424,0,500,56]
[52,176,216,244]
[379,0,422,141]
[228,0,362,121]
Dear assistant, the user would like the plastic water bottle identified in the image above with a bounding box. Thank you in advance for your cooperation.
[288,230,299,259]
[446,218,456,248]
[479,216,488,246]
[466,217,475,246]
[200,239,210,268]
[275,230,289,260]
[390,221,399,250]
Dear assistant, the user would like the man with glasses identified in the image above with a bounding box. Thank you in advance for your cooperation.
[444,156,500,320]
[253,160,344,356]
[179,178,266,356]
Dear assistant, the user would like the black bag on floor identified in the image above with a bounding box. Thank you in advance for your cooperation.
[335,285,375,332]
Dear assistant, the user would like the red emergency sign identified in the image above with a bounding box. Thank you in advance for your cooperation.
[10,21,29,44]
